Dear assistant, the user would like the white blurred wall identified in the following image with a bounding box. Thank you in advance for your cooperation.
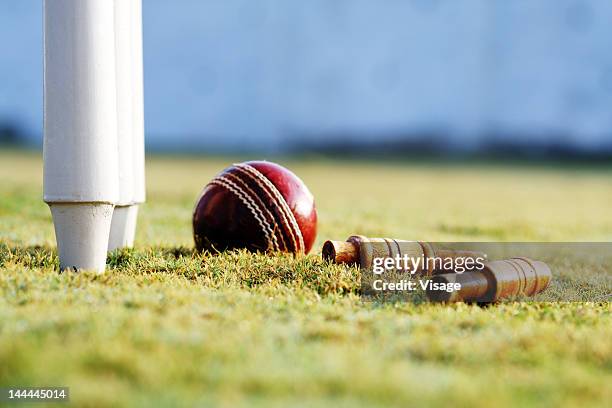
[0,0,611,151]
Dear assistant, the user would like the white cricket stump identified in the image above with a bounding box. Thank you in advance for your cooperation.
[110,0,145,252]
[108,205,139,251]
[49,203,115,273]
[44,0,119,273]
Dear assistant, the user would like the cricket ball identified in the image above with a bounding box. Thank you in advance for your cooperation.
[193,161,317,254]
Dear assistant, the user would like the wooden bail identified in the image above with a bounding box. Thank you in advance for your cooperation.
[322,240,360,264]
[427,257,552,303]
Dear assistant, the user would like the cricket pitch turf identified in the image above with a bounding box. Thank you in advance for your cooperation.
[0,150,611,407]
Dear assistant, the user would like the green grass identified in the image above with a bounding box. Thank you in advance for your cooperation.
[0,150,610,407]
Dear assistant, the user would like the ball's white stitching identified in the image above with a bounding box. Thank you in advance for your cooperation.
[231,164,298,252]
[209,176,278,251]
[233,163,305,253]
[223,172,285,251]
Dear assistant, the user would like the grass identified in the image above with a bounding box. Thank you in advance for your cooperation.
[0,149,611,407]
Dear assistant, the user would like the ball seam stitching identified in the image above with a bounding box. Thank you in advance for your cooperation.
[223,172,285,251]
[209,176,277,251]
[234,163,305,253]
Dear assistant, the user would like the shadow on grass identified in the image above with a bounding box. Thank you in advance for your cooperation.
[106,245,361,296]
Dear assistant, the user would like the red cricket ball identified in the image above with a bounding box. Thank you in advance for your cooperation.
[193,161,317,254]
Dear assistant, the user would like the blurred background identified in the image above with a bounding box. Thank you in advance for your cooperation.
[1,0,611,158]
